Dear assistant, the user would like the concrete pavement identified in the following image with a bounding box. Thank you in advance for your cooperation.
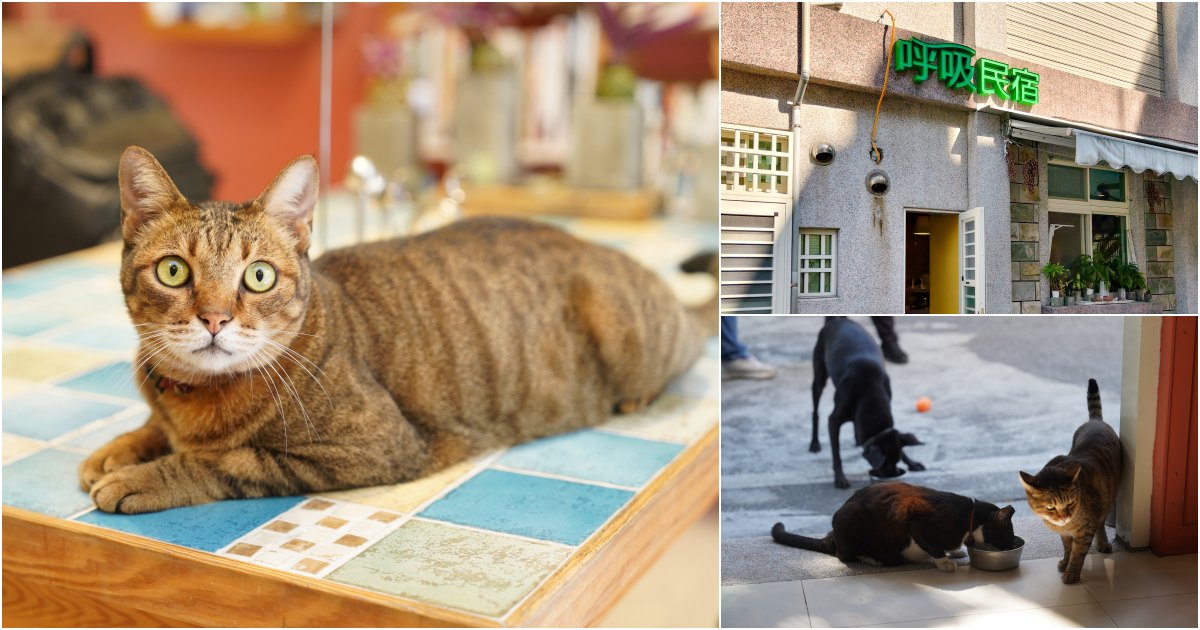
[721,316,1127,585]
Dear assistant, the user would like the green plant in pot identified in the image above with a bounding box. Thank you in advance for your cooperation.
[1071,255,1096,301]
[1091,251,1115,300]
[1041,262,1066,306]
[1064,274,1082,305]
[1115,262,1141,301]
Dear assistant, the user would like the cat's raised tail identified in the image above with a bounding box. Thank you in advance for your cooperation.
[771,522,836,555]
[1087,378,1103,421]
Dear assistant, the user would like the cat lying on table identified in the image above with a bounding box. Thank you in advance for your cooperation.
[79,146,715,514]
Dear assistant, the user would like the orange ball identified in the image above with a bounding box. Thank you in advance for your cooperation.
[916,397,932,413]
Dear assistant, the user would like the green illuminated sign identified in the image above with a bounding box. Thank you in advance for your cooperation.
[893,37,1040,106]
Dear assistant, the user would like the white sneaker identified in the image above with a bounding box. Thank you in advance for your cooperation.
[722,356,778,380]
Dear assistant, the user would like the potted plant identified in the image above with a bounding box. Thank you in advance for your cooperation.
[1072,255,1096,301]
[1092,251,1115,300]
[1125,263,1147,301]
[1041,262,1066,306]
[1064,275,1081,306]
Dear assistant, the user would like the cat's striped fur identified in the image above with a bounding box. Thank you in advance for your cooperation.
[79,147,714,513]
[1019,378,1121,584]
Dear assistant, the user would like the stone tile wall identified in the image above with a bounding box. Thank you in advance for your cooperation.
[1009,143,1042,313]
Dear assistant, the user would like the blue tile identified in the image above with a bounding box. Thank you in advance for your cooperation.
[3,390,131,440]
[59,361,144,402]
[497,430,682,487]
[2,310,73,336]
[62,414,146,452]
[77,495,306,552]
[2,260,109,300]
[419,469,632,546]
[2,449,92,518]
[45,323,140,353]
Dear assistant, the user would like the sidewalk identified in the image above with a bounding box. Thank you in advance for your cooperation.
[722,316,1127,585]
[721,551,1197,628]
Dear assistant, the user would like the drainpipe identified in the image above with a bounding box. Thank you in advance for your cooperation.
[789,2,811,309]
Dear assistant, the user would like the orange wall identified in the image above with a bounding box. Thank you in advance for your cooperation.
[33,3,381,201]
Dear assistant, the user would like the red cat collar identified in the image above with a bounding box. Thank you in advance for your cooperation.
[146,366,193,394]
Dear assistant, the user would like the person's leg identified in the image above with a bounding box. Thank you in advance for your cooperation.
[871,316,909,364]
[721,316,749,361]
[721,316,777,380]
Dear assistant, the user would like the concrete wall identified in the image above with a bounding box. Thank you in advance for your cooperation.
[789,84,1010,313]
[835,2,960,43]
[1163,1,1199,107]
[720,68,793,132]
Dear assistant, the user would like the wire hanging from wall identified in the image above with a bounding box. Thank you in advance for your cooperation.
[869,10,895,164]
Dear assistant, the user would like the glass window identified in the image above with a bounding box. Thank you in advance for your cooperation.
[1091,214,1126,263]
[1089,169,1125,202]
[797,229,836,297]
[1048,164,1086,199]
[1048,212,1084,269]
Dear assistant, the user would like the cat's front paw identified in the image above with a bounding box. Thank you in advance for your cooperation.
[933,557,957,572]
[1057,558,1069,572]
[809,441,821,453]
[907,461,927,472]
[79,444,143,491]
[1061,570,1080,584]
[1096,540,1112,553]
[833,476,850,489]
[90,463,187,514]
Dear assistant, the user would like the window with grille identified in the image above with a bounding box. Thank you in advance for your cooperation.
[720,125,791,197]
[797,230,837,297]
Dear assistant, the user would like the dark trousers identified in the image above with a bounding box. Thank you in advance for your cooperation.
[721,316,749,361]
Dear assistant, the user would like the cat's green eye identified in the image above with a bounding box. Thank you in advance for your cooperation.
[156,256,191,287]
[243,261,277,293]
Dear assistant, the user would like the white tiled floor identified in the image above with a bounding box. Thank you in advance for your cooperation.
[722,552,1197,628]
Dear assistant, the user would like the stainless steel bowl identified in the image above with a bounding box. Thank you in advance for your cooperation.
[967,536,1024,571]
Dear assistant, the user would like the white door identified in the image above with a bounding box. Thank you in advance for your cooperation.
[960,207,984,314]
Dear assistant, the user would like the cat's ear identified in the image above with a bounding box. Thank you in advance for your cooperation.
[118,146,185,242]
[1063,461,1082,483]
[1018,470,1038,490]
[997,505,1016,522]
[257,155,319,252]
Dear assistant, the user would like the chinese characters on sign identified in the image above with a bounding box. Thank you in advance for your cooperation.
[893,37,1040,106]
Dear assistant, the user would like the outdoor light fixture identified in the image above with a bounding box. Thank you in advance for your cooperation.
[866,170,890,196]
[811,143,836,165]
[913,215,931,235]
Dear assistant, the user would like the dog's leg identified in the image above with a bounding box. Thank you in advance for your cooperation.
[810,338,828,453]
[900,451,926,472]
[829,419,850,488]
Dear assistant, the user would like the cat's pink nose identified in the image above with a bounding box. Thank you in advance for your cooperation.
[198,311,232,336]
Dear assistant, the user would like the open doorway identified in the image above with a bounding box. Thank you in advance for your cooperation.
[904,210,959,314]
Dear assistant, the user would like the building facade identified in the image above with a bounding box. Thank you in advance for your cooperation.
[720,2,1197,314]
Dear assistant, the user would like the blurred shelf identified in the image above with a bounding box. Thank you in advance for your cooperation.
[461,183,661,221]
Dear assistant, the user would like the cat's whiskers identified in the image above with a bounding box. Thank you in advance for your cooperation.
[257,337,333,409]
[257,351,320,443]
[248,348,289,456]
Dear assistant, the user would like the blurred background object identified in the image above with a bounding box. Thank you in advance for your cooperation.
[2,2,718,266]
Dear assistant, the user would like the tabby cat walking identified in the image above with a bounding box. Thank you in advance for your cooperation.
[1019,378,1121,584]
[79,147,713,513]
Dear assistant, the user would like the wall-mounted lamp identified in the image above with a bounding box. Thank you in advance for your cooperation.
[913,215,931,235]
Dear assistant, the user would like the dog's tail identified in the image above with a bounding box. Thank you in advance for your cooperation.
[771,522,836,555]
[1087,378,1103,421]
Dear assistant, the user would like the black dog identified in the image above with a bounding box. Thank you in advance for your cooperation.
[811,317,924,488]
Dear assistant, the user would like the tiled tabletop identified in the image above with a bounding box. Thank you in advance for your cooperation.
[2,206,719,624]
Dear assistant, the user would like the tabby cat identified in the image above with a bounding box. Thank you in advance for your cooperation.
[1019,378,1121,584]
[79,146,714,514]
[772,482,1016,572]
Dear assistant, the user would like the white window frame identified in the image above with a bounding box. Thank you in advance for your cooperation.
[796,229,837,298]
[1047,158,1131,264]
[719,123,792,201]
